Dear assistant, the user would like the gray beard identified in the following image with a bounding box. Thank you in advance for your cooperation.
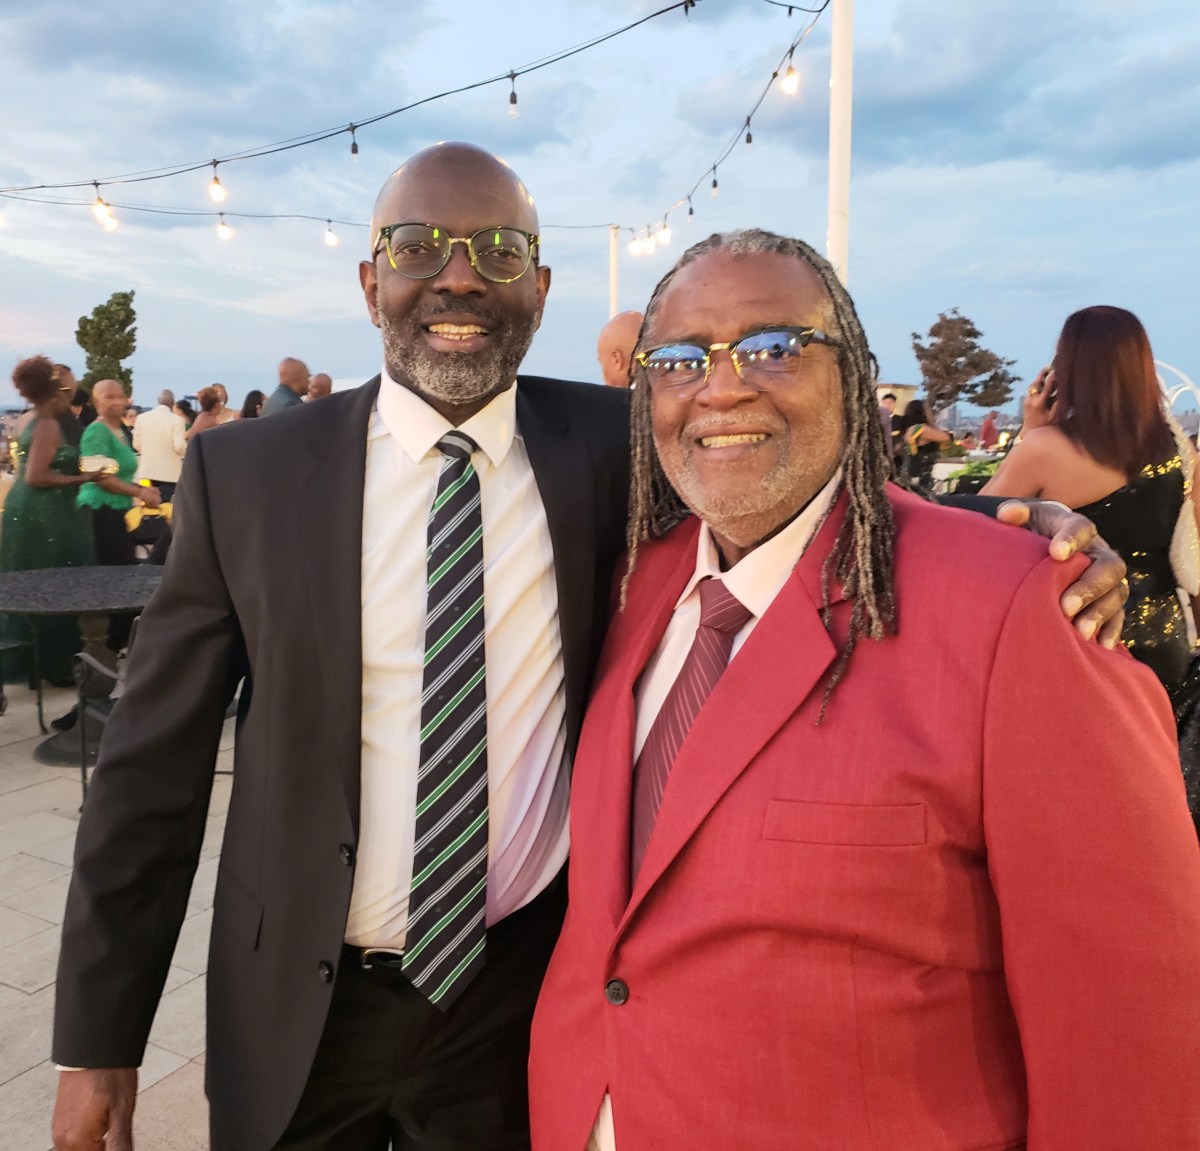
[379,310,538,407]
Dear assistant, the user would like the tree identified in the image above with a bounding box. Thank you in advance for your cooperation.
[910,308,1018,414]
[76,289,137,394]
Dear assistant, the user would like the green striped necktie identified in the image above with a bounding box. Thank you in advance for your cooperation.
[403,431,489,1008]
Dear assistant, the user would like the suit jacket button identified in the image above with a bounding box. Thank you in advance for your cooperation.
[339,843,354,866]
[318,960,334,983]
[604,978,629,1005]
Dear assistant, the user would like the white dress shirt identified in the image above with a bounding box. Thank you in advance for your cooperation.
[344,371,569,948]
[132,404,187,483]
[590,469,842,1151]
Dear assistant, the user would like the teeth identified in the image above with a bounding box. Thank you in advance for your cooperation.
[699,433,767,448]
[428,323,487,339]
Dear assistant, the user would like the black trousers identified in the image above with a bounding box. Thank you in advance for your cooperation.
[223,872,567,1151]
[88,506,136,649]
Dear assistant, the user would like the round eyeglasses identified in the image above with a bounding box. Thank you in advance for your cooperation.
[636,326,839,396]
[373,223,540,284]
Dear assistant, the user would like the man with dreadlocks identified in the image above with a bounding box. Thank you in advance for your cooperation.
[528,229,1200,1151]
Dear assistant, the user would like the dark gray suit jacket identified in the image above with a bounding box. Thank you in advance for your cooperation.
[53,375,631,1150]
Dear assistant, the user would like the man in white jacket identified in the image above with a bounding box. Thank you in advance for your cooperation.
[132,389,187,501]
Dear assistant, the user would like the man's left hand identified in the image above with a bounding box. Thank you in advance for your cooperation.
[996,500,1128,648]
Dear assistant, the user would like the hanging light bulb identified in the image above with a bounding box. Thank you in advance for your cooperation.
[91,182,111,224]
[643,229,657,254]
[711,170,719,198]
[628,232,642,257]
[349,125,359,158]
[101,211,118,233]
[217,213,234,241]
[208,161,227,203]
[508,73,519,118]
[324,220,339,248]
[657,218,672,246]
[687,197,695,223]
[782,48,799,95]
[745,121,753,148]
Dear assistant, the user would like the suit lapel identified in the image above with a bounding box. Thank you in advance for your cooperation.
[621,495,851,926]
[291,378,378,821]
[517,382,596,755]
[589,527,699,927]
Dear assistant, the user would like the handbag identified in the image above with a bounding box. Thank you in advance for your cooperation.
[1167,413,1200,597]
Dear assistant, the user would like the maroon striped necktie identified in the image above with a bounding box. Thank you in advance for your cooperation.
[630,578,752,881]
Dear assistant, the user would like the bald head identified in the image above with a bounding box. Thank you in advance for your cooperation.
[597,310,643,388]
[307,372,332,400]
[279,357,310,395]
[369,143,539,251]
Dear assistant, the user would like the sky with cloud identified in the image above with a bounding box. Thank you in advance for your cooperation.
[1,0,1197,412]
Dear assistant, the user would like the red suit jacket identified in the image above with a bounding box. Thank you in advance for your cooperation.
[530,488,1200,1151]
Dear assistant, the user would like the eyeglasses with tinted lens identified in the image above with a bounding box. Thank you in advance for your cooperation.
[373,223,539,284]
[636,326,839,395]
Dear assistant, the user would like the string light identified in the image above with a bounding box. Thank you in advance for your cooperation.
[1,3,831,263]
[208,161,227,203]
[781,49,800,95]
[90,181,111,224]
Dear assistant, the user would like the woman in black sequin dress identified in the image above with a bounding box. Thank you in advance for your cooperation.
[982,306,1199,830]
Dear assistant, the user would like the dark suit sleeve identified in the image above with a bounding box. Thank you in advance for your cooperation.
[935,493,1004,517]
[53,435,247,1067]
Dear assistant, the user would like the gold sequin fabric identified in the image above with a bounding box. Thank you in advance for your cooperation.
[1075,454,1199,833]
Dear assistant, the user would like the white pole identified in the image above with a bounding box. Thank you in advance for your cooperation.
[826,0,854,286]
[608,224,620,318]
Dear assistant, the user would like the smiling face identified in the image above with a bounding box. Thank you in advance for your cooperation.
[359,143,551,423]
[646,249,845,565]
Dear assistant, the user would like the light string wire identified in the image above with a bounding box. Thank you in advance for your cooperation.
[0,0,698,195]
[0,0,831,246]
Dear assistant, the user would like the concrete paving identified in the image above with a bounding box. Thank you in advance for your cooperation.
[0,682,231,1150]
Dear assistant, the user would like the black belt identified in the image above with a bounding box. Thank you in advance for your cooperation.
[343,865,567,979]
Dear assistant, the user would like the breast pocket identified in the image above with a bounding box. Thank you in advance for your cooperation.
[762,799,927,846]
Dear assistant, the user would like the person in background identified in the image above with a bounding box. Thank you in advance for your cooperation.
[306,372,333,401]
[878,391,899,473]
[213,383,238,424]
[980,409,1000,449]
[239,389,266,419]
[173,399,196,430]
[982,305,1200,828]
[898,396,951,495]
[596,311,643,388]
[185,386,222,440]
[262,356,310,414]
[78,380,161,567]
[0,356,100,686]
[132,390,187,503]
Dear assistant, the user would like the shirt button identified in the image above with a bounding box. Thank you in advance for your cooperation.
[338,843,354,866]
[318,961,334,983]
[604,978,629,1006]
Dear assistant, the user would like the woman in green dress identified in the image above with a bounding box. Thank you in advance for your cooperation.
[0,357,102,685]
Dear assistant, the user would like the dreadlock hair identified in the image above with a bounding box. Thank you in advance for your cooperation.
[624,228,897,717]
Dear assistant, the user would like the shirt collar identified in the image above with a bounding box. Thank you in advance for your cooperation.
[676,468,844,619]
[373,366,518,469]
